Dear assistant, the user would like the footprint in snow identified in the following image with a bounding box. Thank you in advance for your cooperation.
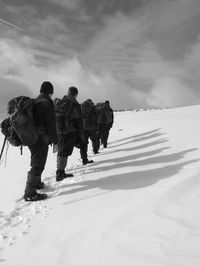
[0,198,49,251]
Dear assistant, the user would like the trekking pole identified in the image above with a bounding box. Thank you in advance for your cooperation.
[0,136,7,162]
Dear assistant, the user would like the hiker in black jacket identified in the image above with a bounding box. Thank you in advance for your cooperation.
[97,100,114,148]
[81,99,100,157]
[24,81,58,201]
[54,86,83,181]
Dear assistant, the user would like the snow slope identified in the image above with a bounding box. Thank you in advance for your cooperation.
[1,106,200,266]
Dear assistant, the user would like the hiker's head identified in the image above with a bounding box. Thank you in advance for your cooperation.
[40,81,54,96]
[68,86,78,98]
[105,100,110,107]
[86,99,93,104]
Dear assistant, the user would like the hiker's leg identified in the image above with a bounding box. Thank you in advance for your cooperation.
[100,125,107,147]
[56,133,76,179]
[95,130,100,151]
[90,130,99,153]
[57,156,68,171]
[98,125,104,146]
[103,125,110,148]
[24,137,48,196]
[80,142,88,164]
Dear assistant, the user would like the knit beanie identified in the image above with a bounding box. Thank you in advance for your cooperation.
[68,86,78,97]
[40,81,54,94]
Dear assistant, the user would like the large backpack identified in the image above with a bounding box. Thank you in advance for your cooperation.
[81,100,98,130]
[0,96,38,146]
[96,102,105,114]
[96,102,111,124]
[54,97,77,134]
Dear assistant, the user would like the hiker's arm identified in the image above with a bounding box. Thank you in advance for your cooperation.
[111,109,114,125]
[45,101,58,144]
[34,101,58,144]
[73,104,85,143]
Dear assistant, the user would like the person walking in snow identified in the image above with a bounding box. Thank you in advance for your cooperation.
[97,100,114,148]
[79,99,99,164]
[54,86,85,181]
[24,81,58,201]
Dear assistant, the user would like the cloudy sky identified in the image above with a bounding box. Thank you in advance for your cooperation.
[0,0,200,112]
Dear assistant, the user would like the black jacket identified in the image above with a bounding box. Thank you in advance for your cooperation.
[34,93,58,144]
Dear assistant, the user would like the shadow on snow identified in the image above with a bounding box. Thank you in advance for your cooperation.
[45,128,199,203]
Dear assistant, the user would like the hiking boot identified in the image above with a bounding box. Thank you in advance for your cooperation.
[56,170,73,182]
[24,192,47,202]
[56,170,65,182]
[103,144,107,148]
[83,159,94,165]
[64,173,73,178]
[36,182,45,190]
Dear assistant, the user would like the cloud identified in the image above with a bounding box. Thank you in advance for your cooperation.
[45,0,81,10]
[147,77,199,108]
[80,0,200,108]
[50,57,135,108]
[183,35,200,79]
[0,39,132,115]
[0,39,66,105]
[3,3,89,61]
[0,78,32,118]
[1,0,200,110]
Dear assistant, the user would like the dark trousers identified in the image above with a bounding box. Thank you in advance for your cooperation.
[99,124,111,147]
[57,132,77,157]
[80,142,88,164]
[24,136,48,196]
[57,132,78,171]
[79,130,100,163]
[84,130,99,153]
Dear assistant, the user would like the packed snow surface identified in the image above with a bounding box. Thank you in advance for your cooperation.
[1,106,200,266]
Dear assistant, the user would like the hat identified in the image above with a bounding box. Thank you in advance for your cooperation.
[40,81,54,94]
[68,86,78,96]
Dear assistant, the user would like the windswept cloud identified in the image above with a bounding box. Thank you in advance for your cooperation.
[0,0,200,110]
[0,39,132,117]
[81,0,200,108]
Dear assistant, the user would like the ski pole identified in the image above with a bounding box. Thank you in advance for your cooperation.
[0,136,7,162]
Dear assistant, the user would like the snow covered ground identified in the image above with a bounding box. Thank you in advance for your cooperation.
[1,106,200,266]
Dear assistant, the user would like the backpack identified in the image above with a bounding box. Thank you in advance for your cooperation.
[81,100,98,130]
[0,96,38,146]
[54,97,77,134]
[82,100,93,118]
[96,102,111,124]
[105,107,113,124]
[96,102,105,115]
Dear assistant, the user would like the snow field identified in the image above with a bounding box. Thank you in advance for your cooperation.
[0,106,200,265]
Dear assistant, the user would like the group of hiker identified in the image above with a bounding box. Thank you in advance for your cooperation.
[0,81,114,201]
